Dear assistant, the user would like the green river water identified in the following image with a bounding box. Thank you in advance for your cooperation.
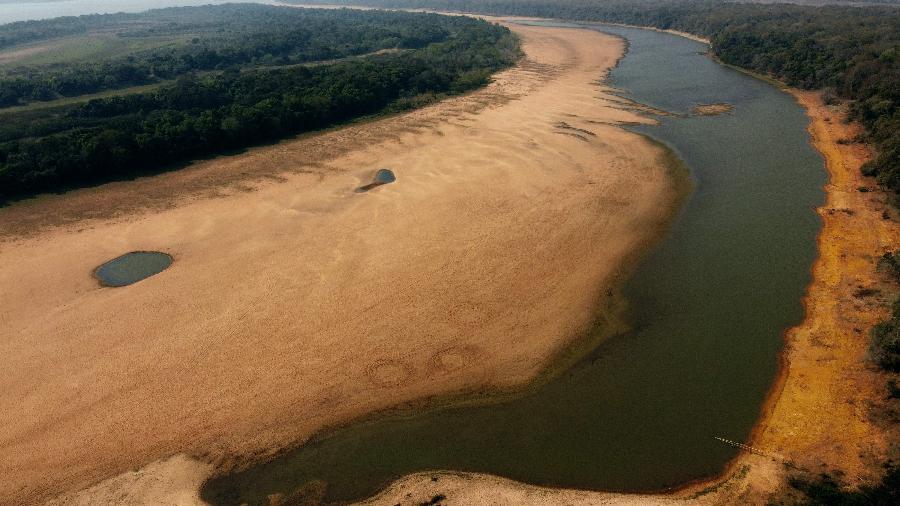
[201,22,826,505]
[94,251,172,287]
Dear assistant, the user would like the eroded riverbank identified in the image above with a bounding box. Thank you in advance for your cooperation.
[1,23,678,505]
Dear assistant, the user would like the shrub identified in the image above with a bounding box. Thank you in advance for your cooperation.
[790,465,900,505]
[877,250,900,282]
[870,297,900,372]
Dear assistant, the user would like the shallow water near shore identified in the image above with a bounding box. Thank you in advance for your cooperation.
[201,23,825,504]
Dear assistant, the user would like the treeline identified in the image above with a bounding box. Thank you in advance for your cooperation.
[0,4,459,107]
[296,0,899,196]
[0,7,518,202]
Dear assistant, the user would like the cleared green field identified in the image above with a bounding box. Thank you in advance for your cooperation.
[0,32,192,70]
[0,81,164,118]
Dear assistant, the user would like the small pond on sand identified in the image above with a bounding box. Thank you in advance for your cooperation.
[94,251,172,287]
[201,22,825,505]
[356,168,396,192]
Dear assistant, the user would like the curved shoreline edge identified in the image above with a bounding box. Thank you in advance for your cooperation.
[342,65,897,506]
[28,12,896,506]
[273,11,895,505]
[6,21,685,505]
[360,59,900,506]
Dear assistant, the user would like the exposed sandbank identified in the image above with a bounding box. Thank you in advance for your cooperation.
[0,23,680,505]
[12,12,891,506]
[349,88,900,506]
[238,11,894,505]
[691,103,733,116]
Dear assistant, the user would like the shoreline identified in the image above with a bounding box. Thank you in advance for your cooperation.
[3,23,685,505]
[756,88,896,480]
[349,80,899,506]
[17,10,894,505]
[298,10,896,505]
[205,16,835,506]
[600,19,894,497]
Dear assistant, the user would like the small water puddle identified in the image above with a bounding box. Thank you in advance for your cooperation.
[94,251,172,287]
[355,168,396,192]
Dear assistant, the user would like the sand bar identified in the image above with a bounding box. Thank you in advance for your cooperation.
[0,23,679,504]
[348,87,900,506]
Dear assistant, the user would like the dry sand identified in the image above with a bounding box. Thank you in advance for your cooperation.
[691,103,733,116]
[348,90,900,506]
[0,23,680,504]
[15,15,892,506]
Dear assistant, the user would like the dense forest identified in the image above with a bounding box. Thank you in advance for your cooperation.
[0,5,518,202]
[297,0,900,197]
[0,5,470,107]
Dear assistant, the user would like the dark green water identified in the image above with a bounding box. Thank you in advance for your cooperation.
[374,168,396,184]
[94,251,172,286]
[202,23,825,505]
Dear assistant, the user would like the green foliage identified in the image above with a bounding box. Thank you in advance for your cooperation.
[887,378,900,398]
[0,4,470,106]
[870,296,900,371]
[788,466,900,505]
[878,250,900,282]
[0,6,518,202]
[298,1,900,196]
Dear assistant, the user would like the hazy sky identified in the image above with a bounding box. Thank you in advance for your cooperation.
[0,0,276,24]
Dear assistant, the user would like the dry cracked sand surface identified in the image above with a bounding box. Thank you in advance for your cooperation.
[1,23,681,505]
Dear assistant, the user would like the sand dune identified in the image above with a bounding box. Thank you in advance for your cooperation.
[0,24,680,504]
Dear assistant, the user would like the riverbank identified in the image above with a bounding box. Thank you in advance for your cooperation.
[735,89,899,494]
[14,13,887,506]
[1,23,681,505]
[350,83,900,506]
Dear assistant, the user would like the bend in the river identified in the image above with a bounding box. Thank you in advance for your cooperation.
[201,21,825,506]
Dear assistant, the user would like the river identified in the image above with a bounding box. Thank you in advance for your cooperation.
[200,20,826,506]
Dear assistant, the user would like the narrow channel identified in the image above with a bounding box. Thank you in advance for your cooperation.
[201,22,825,505]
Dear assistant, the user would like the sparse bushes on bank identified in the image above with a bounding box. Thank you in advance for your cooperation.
[870,296,900,372]
[878,251,900,282]
[789,465,900,505]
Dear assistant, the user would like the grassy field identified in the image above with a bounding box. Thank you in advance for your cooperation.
[0,81,164,121]
[0,32,193,70]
